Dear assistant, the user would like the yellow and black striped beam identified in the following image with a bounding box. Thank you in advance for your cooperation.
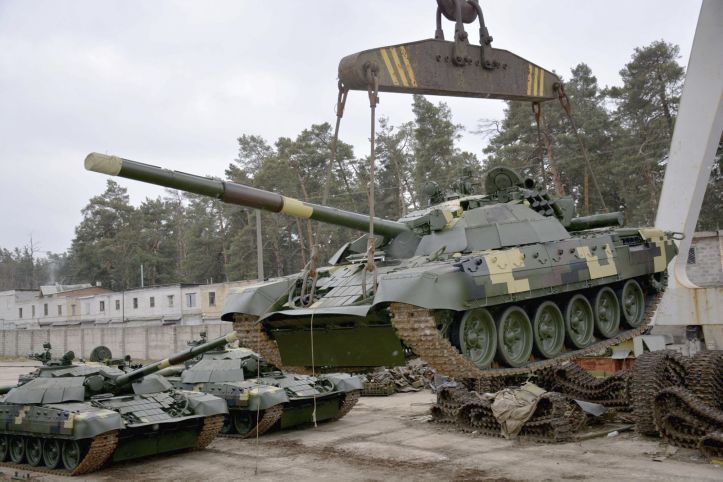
[339,39,560,102]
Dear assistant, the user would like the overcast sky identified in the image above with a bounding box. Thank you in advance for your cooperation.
[0,0,702,254]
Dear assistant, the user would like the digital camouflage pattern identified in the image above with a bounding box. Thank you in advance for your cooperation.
[161,343,362,437]
[85,156,676,378]
[0,333,237,475]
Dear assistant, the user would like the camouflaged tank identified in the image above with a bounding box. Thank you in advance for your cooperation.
[85,154,677,379]
[0,332,239,475]
[159,336,362,437]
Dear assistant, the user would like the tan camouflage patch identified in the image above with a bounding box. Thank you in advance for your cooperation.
[576,244,617,279]
[639,229,667,272]
[484,248,530,294]
[14,406,31,425]
[193,384,204,392]
[238,391,249,401]
[64,414,75,429]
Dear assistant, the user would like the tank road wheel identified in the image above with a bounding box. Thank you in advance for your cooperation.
[220,416,236,435]
[61,440,82,471]
[25,437,43,466]
[564,295,594,349]
[532,301,565,359]
[593,287,621,338]
[233,412,255,436]
[42,438,62,469]
[495,306,533,368]
[457,308,497,368]
[618,279,645,328]
[0,435,8,461]
[9,436,25,464]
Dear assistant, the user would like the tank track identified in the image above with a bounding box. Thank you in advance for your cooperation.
[535,363,631,410]
[196,415,225,449]
[332,391,361,421]
[0,430,118,477]
[233,315,312,374]
[687,350,723,410]
[630,350,688,435]
[431,387,586,443]
[219,405,284,439]
[389,290,661,380]
[652,386,723,450]
[233,315,285,368]
[698,432,723,462]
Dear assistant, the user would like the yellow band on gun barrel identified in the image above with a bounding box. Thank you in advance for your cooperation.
[281,197,313,218]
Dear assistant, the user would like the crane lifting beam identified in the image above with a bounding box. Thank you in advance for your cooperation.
[338,0,560,102]
[338,40,560,101]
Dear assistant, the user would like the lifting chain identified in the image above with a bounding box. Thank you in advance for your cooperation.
[555,83,607,213]
[362,64,380,298]
[532,102,547,187]
[323,81,349,205]
[532,102,565,196]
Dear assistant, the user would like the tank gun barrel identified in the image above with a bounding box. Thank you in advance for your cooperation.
[567,212,624,231]
[114,331,239,387]
[0,385,15,395]
[85,153,410,238]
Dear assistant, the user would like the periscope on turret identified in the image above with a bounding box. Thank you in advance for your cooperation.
[85,153,677,379]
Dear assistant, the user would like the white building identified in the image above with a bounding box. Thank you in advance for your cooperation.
[0,281,256,330]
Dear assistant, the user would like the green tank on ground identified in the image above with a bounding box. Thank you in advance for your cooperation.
[0,332,239,475]
[85,154,677,380]
[159,335,362,437]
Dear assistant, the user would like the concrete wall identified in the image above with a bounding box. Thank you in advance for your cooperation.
[686,231,723,287]
[0,323,228,361]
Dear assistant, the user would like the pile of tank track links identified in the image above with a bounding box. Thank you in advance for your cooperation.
[431,386,587,443]
[360,360,436,396]
[431,349,723,457]
[633,350,723,461]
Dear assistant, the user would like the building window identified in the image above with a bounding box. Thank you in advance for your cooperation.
[687,247,696,264]
[57,305,62,316]
[186,293,197,308]
[44,303,48,316]
[18,308,22,318]
[208,292,216,307]
[84,303,90,315]
[150,296,155,308]
[99,301,105,312]
[115,300,120,310]
[167,295,174,308]
[71,304,76,316]
[133,298,138,309]
[31,305,35,317]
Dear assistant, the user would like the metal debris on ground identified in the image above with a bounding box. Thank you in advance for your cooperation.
[360,359,436,396]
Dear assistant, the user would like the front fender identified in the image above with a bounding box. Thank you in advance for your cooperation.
[221,278,295,320]
[373,271,467,311]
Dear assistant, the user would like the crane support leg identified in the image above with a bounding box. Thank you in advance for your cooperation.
[654,0,723,348]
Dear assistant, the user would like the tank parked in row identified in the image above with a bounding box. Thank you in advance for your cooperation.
[0,332,239,475]
[159,333,362,437]
[86,154,676,380]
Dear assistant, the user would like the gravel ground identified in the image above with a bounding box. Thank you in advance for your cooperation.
[0,361,720,481]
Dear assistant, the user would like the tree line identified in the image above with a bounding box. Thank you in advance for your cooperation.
[2,40,720,291]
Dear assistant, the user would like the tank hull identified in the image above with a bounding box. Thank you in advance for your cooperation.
[0,390,226,475]
[227,228,676,374]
